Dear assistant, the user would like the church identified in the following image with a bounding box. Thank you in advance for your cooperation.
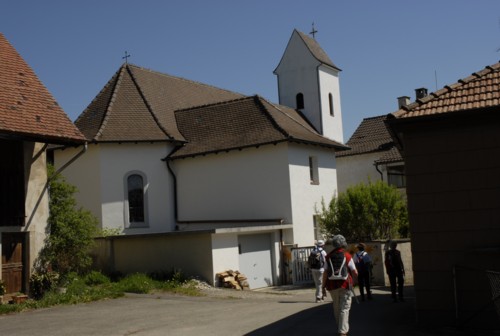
[53,29,347,288]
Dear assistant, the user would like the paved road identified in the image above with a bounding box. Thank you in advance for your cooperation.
[0,286,453,336]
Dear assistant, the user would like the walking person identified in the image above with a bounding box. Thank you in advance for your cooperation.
[308,239,327,302]
[385,240,405,302]
[322,235,358,336]
[353,242,372,301]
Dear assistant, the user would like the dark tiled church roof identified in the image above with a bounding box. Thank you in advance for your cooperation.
[170,95,348,159]
[392,62,500,119]
[75,64,244,142]
[0,33,85,144]
[296,30,341,71]
[337,115,402,163]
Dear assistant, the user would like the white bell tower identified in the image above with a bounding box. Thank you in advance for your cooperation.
[274,29,344,143]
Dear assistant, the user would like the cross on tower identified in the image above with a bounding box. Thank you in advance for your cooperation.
[310,23,318,39]
[122,51,131,64]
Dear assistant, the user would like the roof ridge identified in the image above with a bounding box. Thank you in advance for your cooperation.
[175,95,251,113]
[260,96,340,143]
[253,95,290,138]
[125,65,173,140]
[127,63,243,97]
[95,65,126,141]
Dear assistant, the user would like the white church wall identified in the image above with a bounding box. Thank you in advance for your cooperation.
[336,152,382,193]
[55,143,176,234]
[319,66,343,143]
[99,143,175,234]
[174,143,293,222]
[53,145,103,227]
[288,144,337,247]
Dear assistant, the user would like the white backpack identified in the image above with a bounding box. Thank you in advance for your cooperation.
[328,252,348,280]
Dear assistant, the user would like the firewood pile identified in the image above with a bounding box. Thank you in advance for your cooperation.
[216,270,250,290]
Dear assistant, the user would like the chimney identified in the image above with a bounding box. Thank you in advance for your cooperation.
[397,96,411,109]
[415,87,428,100]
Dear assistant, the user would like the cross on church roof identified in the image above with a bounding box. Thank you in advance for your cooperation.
[310,23,318,39]
[122,51,131,64]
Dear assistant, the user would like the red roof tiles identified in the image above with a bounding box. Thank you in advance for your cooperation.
[393,62,500,119]
[0,33,85,144]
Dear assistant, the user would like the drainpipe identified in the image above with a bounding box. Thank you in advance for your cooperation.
[51,142,88,180]
[374,162,384,181]
[164,146,181,224]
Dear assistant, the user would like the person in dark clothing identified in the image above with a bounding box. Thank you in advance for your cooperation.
[353,242,372,301]
[384,240,405,302]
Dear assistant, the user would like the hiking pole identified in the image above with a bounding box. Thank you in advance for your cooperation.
[349,283,360,304]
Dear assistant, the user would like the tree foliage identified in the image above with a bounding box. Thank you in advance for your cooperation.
[316,180,409,241]
[38,165,99,276]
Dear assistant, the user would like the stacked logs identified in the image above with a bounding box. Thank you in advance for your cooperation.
[216,270,250,290]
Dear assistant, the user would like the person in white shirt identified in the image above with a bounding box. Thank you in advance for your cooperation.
[309,239,328,302]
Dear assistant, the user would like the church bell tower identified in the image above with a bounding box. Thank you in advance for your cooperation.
[274,29,344,143]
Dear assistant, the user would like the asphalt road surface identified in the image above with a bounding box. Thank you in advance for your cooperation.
[0,285,460,336]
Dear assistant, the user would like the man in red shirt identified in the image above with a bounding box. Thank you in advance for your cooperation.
[322,235,358,336]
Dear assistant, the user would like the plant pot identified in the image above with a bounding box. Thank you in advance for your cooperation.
[12,294,28,304]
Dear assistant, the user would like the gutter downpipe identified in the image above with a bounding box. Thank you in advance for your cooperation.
[374,162,384,181]
[52,142,88,180]
[164,146,181,224]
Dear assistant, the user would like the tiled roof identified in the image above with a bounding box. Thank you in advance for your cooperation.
[0,33,85,144]
[75,64,244,142]
[296,30,341,71]
[337,114,402,162]
[170,95,348,159]
[392,62,500,119]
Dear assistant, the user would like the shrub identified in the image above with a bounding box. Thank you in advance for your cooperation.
[29,271,60,299]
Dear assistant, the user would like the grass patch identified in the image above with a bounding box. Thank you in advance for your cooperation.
[0,271,204,315]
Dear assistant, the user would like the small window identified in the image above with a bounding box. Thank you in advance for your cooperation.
[296,93,304,110]
[329,93,334,116]
[387,165,406,188]
[313,215,322,241]
[309,156,319,185]
[125,172,148,227]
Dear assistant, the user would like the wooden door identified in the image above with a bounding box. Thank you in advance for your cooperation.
[1,233,25,294]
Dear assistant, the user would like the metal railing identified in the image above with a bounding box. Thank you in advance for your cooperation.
[291,246,314,285]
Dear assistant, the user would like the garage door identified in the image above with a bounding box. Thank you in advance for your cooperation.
[238,234,273,289]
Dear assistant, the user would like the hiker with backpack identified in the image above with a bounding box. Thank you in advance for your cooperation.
[308,239,328,302]
[384,240,405,303]
[322,235,358,336]
[353,242,372,301]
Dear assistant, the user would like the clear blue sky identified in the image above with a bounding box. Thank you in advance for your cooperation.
[2,0,500,142]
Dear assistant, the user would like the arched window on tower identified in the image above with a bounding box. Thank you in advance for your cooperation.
[296,93,304,110]
[329,93,334,116]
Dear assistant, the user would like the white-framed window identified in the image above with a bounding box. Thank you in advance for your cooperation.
[309,156,319,185]
[387,165,406,188]
[313,215,322,241]
[124,171,149,228]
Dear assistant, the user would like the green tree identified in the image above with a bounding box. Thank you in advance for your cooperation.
[38,165,98,276]
[317,180,408,241]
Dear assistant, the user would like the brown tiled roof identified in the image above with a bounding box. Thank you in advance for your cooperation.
[0,33,85,145]
[75,64,244,142]
[170,95,348,159]
[296,30,341,71]
[392,62,500,119]
[337,115,402,162]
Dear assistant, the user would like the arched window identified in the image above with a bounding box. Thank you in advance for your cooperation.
[329,93,334,116]
[127,173,145,225]
[296,93,304,110]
